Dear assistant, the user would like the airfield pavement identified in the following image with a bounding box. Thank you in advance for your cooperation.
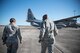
[0,26,80,53]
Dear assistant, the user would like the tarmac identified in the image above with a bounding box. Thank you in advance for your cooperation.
[0,26,80,53]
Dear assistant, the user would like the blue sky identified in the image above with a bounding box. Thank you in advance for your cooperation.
[0,0,80,25]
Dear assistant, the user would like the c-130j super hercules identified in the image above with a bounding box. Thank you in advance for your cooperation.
[26,8,80,28]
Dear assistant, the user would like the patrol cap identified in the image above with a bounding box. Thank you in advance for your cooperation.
[43,14,47,20]
[10,18,16,23]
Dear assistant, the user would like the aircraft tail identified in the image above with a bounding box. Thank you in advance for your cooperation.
[26,8,36,22]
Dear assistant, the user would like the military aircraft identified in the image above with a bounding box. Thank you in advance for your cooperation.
[26,9,42,27]
[26,8,80,28]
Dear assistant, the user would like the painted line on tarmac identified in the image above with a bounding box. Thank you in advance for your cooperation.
[54,45,64,53]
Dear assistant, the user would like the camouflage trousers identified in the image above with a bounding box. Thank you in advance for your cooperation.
[6,41,18,53]
[41,38,54,53]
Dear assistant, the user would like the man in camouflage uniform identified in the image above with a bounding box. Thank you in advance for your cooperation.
[2,18,22,53]
[39,14,58,53]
